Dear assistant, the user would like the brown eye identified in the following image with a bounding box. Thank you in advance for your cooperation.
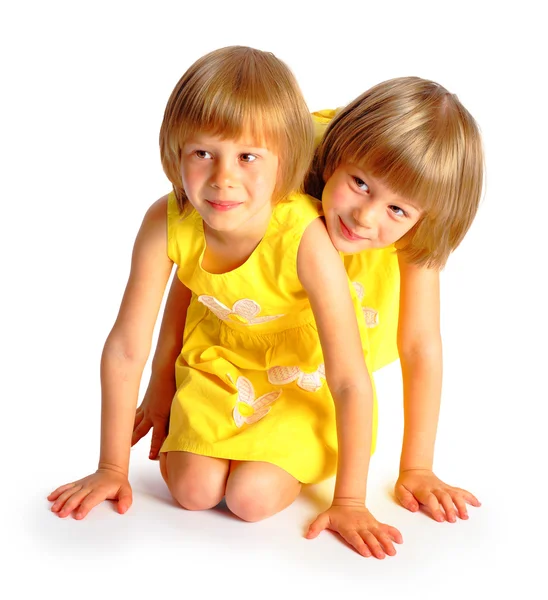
[240,153,257,163]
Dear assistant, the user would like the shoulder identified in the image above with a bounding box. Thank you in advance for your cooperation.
[297,218,346,291]
[134,194,169,244]
[132,195,170,256]
[144,194,169,223]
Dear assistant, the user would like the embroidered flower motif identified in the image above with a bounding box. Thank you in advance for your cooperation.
[198,295,284,325]
[351,281,379,328]
[233,376,281,428]
[267,364,326,392]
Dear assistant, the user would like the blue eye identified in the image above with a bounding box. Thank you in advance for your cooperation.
[353,177,369,192]
[390,205,407,217]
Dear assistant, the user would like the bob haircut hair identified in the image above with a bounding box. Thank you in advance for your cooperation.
[160,46,314,212]
[304,77,484,268]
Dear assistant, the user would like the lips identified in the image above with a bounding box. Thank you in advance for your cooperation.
[339,217,367,241]
[206,200,243,211]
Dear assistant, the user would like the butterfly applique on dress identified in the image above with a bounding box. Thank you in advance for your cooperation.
[198,295,284,325]
[232,376,281,428]
[267,364,326,392]
[352,282,379,328]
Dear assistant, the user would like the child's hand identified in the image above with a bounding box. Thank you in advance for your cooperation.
[132,375,175,459]
[48,468,132,519]
[395,469,481,522]
[305,502,403,558]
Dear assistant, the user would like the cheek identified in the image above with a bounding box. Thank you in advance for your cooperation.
[180,165,199,191]
[387,220,415,242]
[250,166,278,195]
[328,185,351,211]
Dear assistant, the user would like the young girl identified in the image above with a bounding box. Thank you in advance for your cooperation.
[48,46,403,560]
[133,76,484,529]
[305,79,484,525]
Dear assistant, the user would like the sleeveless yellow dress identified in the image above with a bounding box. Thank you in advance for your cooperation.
[161,191,371,483]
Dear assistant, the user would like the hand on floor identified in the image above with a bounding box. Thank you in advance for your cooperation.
[395,468,481,522]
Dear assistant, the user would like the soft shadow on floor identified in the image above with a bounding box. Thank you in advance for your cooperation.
[299,479,334,512]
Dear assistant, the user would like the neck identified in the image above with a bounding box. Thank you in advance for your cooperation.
[204,202,273,247]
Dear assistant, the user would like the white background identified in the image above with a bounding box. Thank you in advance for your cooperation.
[1,0,546,598]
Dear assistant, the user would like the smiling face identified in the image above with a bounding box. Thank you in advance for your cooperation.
[322,164,422,253]
[180,133,279,234]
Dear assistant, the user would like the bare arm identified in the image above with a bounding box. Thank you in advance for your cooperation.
[99,196,175,474]
[132,273,192,457]
[150,273,191,378]
[49,195,174,518]
[298,219,372,503]
[298,219,402,558]
[397,256,442,472]
[396,256,480,521]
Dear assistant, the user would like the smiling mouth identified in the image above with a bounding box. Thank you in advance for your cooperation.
[339,217,368,241]
[206,200,243,211]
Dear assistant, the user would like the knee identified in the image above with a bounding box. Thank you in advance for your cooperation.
[225,475,279,522]
[163,453,226,511]
[169,476,224,511]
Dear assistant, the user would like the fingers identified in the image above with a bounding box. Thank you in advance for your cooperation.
[386,525,404,545]
[305,513,330,539]
[341,531,372,558]
[423,488,480,522]
[394,483,419,512]
[434,490,457,523]
[48,482,77,501]
[346,529,400,559]
[440,488,480,520]
[362,531,387,559]
[452,494,470,520]
[51,485,90,518]
[458,488,481,507]
[421,492,445,522]
[134,408,144,428]
[117,485,133,514]
[72,490,107,520]
[307,506,402,559]
[149,425,167,460]
[131,416,152,447]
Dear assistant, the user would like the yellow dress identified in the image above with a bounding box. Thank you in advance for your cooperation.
[161,191,369,483]
[161,112,401,483]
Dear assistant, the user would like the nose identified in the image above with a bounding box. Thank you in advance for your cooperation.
[352,202,377,229]
[210,158,236,189]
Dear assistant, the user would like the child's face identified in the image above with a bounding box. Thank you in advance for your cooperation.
[181,134,279,233]
[322,165,422,253]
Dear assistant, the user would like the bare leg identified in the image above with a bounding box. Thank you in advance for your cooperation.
[160,451,230,511]
[225,461,302,522]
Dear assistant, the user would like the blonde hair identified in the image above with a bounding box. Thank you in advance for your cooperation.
[160,46,314,212]
[304,77,484,268]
